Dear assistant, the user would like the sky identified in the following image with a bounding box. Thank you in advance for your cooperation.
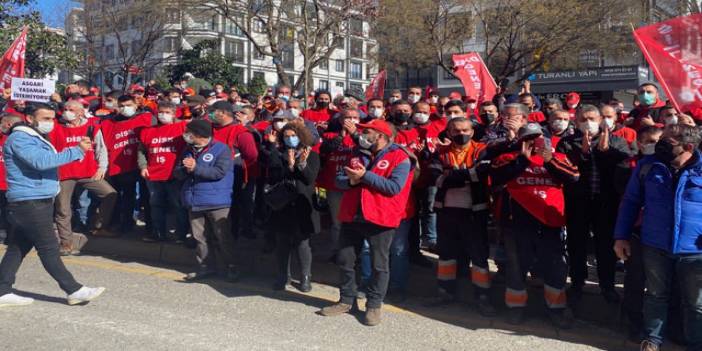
[35,0,78,28]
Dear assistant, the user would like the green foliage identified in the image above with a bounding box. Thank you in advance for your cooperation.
[165,40,243,89]
[246,75,268,97]
[0,1,80,78]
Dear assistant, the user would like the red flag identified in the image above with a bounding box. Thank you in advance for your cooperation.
[0,26,28,90]
[365,69,386,100]
[452,52,497,103]
[633,14,702,114]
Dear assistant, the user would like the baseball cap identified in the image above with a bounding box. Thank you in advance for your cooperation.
[186,119,212,138]
[518,123,543,141]
[566,92,580,105]
[357,119,393,138]
[185,95,205,107]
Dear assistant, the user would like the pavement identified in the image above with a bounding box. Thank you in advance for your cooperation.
[0,248,653,351]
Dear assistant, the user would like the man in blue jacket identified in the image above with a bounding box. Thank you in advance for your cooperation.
[0,103,105,307]
[174,119,238,282]
[614,124,702,351]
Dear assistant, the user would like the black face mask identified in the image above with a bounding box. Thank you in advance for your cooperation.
[316,101,329,109]
[481,113,496,124]
[654,139,678,164]
[451,134,472,146]
[394,112,411,123]
[14,105,25,113]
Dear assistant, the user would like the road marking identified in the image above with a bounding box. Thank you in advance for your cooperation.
[0,247,416,316]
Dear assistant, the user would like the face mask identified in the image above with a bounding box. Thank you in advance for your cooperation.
[481,113,497,124]
[15,106,25,113]
[408,95,420,104]
[639,92,656,106]
[193,138,211,151]
[120,106,136,117]
[447,112,463,119]
[430,96,439,104]
[604,118,615,130]
[171,97,181,105]
[412,113,430,125]
[369,108,384,119]
[158,113,174,124]
[665,116,678,126]
[579,120,599,135]
[274,121,287,130]
[451,134,472,146]
[467,103,477,110]
[655,139,680,164]
[550,119,569,134]
[215,88,223,94]
[63,110,78,121]
[105,101,117,110]
[641,143,656,155]
[278,94,290,102]
[284,135,300,148]
[36,121,54,134]
[289,108,300,118]
[389,97,399,104]
[183,133,194,144]
[358,134,375,149]
[394,112,411,123]
[316,101,329,109]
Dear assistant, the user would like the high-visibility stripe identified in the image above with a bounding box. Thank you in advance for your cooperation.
[437,260,457,281]
[505,288,528,307]
[470,266,490,289]
[544,284,567,309]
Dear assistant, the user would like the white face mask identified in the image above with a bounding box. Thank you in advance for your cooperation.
[63,110,78,121]
[215,88,223,94]
[641,143,656,155]
[430,96,439,104]
[665,116,678,126]
[183,132,194,144]
[408,94,420,104]
[467,103,477,110]
[550,119,569,134]
[274,121,287,130]
[579,120,600,135]
[289,108,300,118]
[604,118,615,130]
[389,97,400,104]
[369,108,384,119]
[105,101,117,110]
[358,134,373,149]
[171,97,181,105]
[36,120,54,134]
[412,113,430,125]
[447,112,463,119]
[158,113,174,124]
[120,106,136,117]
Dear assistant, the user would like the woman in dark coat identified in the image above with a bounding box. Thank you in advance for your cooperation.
[262,121,320,292]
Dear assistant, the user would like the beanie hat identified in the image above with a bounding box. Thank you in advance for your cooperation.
[186,119,212,138]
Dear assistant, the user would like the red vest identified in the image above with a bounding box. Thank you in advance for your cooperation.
[394,127,421,153]
[101,112,154,176]
[497,152,567,227]
[138,121,187,181]
[318,132,356,191]
[0,134,7,190]
[338,146,414,228]
[50,119,100,180]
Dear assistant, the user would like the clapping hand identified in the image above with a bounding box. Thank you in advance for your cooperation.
[183,157,196,172]
[344,164,366,186]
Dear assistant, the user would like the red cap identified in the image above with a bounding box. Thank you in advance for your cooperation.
[449,91,462,100]
[183,88,195,96]
[129,84,145,92]
[357,119,393,138]
[566,92,580,104]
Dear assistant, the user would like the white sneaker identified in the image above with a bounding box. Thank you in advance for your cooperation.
[67,286,105,306]
[0,293,34,307]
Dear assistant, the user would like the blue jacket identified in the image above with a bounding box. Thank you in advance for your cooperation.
[175,140,234,212]
[614,152,702,254]
[4,125,84,203]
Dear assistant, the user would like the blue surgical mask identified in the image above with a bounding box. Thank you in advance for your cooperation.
[639,92,656,106]
[284,135,300,148]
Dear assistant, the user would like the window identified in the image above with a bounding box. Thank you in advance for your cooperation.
[350,61,362,79]
[350,83,362,92]
[225,39,245,63]
[131,40,142,56]
[319,80,329,90]
[335,81,344,88]
[254,19,265,33]
[190,13,216,31]
[225,17,244,36]
[350,18,364,36]
[253,71,265,82]
[281,47,294,69]
[105,44,114,60]
[350,38,363,58]
[335,59,344,72]
[166,8,180,24]
[253,47,264,60]
[164,37,179,52]
[319,59,328,70]
[333,35,344,49]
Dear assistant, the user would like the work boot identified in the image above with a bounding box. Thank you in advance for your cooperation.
[547,308,574,329]
[475,294,498,317]
[364,307,382,326]
[318,301,355,317]
[224,265,240,282]
[298,275,312,293]
[506,307,526,325]
[640,340,659,351]
[67,286,106,305]
[0,293,34,307]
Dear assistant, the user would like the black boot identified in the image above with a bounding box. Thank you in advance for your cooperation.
[298,275,312,293]
[273,276,288,291]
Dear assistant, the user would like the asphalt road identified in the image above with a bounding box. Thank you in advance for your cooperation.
[0,251,644,351]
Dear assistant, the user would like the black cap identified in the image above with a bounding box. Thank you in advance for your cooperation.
[208,100,233,113]
[186,119,213,138]
[199,89,216,98]
[518,123,543,141]
[345,87,364,102]
[185,95,205,106]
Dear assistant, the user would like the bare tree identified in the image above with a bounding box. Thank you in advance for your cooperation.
[75,0,173,91]
[191,0,376,93]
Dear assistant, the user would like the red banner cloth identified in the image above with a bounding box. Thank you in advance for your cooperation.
[0,26,27,90]
[633,14,702,114]
[452,52,497,103]
[365,69,386,100]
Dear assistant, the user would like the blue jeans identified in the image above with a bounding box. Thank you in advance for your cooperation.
[419,187,437,244]
[389,218,412,293]
[146,180,188,238]
[641,245,702,349]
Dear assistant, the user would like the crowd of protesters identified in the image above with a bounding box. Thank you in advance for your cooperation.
[0,76,699,351]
